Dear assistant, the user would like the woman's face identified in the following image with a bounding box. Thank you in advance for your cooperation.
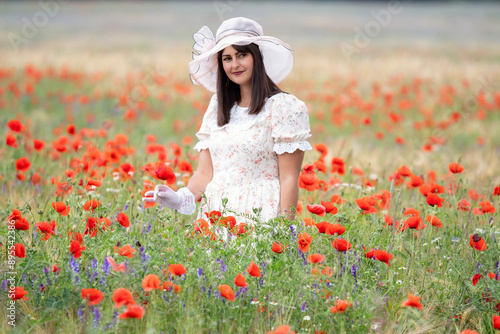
[221,45,254,88]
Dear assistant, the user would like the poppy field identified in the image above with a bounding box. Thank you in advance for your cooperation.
[2,43,500,334]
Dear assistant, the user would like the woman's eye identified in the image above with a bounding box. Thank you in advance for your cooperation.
[239,53,246,57]
[223,57,231,62]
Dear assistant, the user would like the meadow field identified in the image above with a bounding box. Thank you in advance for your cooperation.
[1,1,500,333]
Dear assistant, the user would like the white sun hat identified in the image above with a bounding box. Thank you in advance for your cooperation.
[188,17,294,93]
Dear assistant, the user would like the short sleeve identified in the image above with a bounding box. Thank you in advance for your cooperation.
[193,94,218,152]
[270,93,313,154]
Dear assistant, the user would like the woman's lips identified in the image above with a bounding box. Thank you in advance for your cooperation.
[233,71,244,76]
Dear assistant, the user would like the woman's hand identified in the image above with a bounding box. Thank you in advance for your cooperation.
[142,185,196,215]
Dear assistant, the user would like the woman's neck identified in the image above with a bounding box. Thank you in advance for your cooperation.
[238,84,252,108]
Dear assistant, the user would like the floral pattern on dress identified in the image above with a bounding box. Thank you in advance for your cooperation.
[193,92,312,225]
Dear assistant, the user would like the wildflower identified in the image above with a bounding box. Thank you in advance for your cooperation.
[9,287,29,301]
[373,249,393,266]
[112,288,136,308]
[426,215,443,229]
[15,157,31,173]
[470,234,487,251]
[457,199,471,211]
[268,325,296,334]
[330,299,352,313]
[247,261,261,278]
[70,240,86,258]
[81,288,104,305]
[426,193,445,207]
[7,209,30,230]
[218,284,235,301]
[307,254,325,264]
[150,164,176,185]
[168,264,187,276]
[36,220,57,240]
[401,294,423,309]
[7,119,22,132]
[332,239,352,252]
[14,243,26,258]
[119,305,144,319]
[472,274,482,286]
[116,213,130,228]
[298,233,313,253]
[473,201,496,215]
[355,197,378,214]
[142,274,162,292]
[83,199,101,212]
[114,245,136,258]
[234,273,248,287]
[494,315,500,330]
[320,201,338,214]
[306,204,326,217]
[272,242,286,253]
[449,162,464,174]
[52,202,70,216]
[33,139,45,150]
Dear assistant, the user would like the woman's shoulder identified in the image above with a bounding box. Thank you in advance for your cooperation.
[266,92,307,111]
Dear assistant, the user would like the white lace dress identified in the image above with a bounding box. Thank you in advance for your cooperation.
[193,92,312,224]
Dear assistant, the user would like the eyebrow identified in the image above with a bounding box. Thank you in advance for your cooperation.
[222,51,241,58]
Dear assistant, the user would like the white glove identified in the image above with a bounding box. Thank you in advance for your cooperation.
[142,185,196,215]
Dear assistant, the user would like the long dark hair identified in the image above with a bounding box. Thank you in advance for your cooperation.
[216,43,282,127]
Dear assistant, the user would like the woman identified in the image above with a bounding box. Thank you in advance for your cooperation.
[143,17,312,224]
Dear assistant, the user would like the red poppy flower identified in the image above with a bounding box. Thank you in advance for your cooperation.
[106,257,126,272]
[401,294,423,309]
[272,242,286,254]
[373,249,393,266]
[247,261,261,278]
[355,197,378,214]
[307,253,325,264]
[332,239,352,252]
[15,157,31,173]
[331,157,345,175]
[449,162,464,174]
[83,199,101,211]
[306,204,326,217]
[218,284,235,301]
[52,202,70,216]
[205,211,222,225]
[119,305,144,319]
[36,220,56,240]
[426,215,443,229]
[84,179,103,191]
[7,209,30,230]
[70,240,86,258]
[473,201,496,215]
[178,160,193,173]
[298,172,320,191]
[6,134,17,148]
[114,245,136,258]
[116,213,130,228]
[14,243,26,258]
[168,264,187,276]
[469,234,487,251]
[33,139,45,151]
[397,165,412,177]
[268,325,296,334]
[494,186,500,196]
[234,273,248,287]
[9,287,28,301]
[402,216,426,231]
[457,199,471,211]
[494,315,500,330]
[472,274,482,286]
[298,233,313,253]
[320,201,338,214]
[113,288,136,308]
[408,174,424,188]
[7,119,22,132]
[330,299,352,314]
[81,288,104,305]
[426,193,445,207]
[150,164,176,185]
[142,274,162,292]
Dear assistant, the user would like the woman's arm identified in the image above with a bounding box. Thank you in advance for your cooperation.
[187,149,214,201]
[278,150,305,221]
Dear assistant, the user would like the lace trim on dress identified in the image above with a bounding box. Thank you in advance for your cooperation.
[273,141,313,155]
[176,187,196,215]
[193,140,210,152]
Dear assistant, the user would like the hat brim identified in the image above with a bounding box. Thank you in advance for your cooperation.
[188,35,294,93]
